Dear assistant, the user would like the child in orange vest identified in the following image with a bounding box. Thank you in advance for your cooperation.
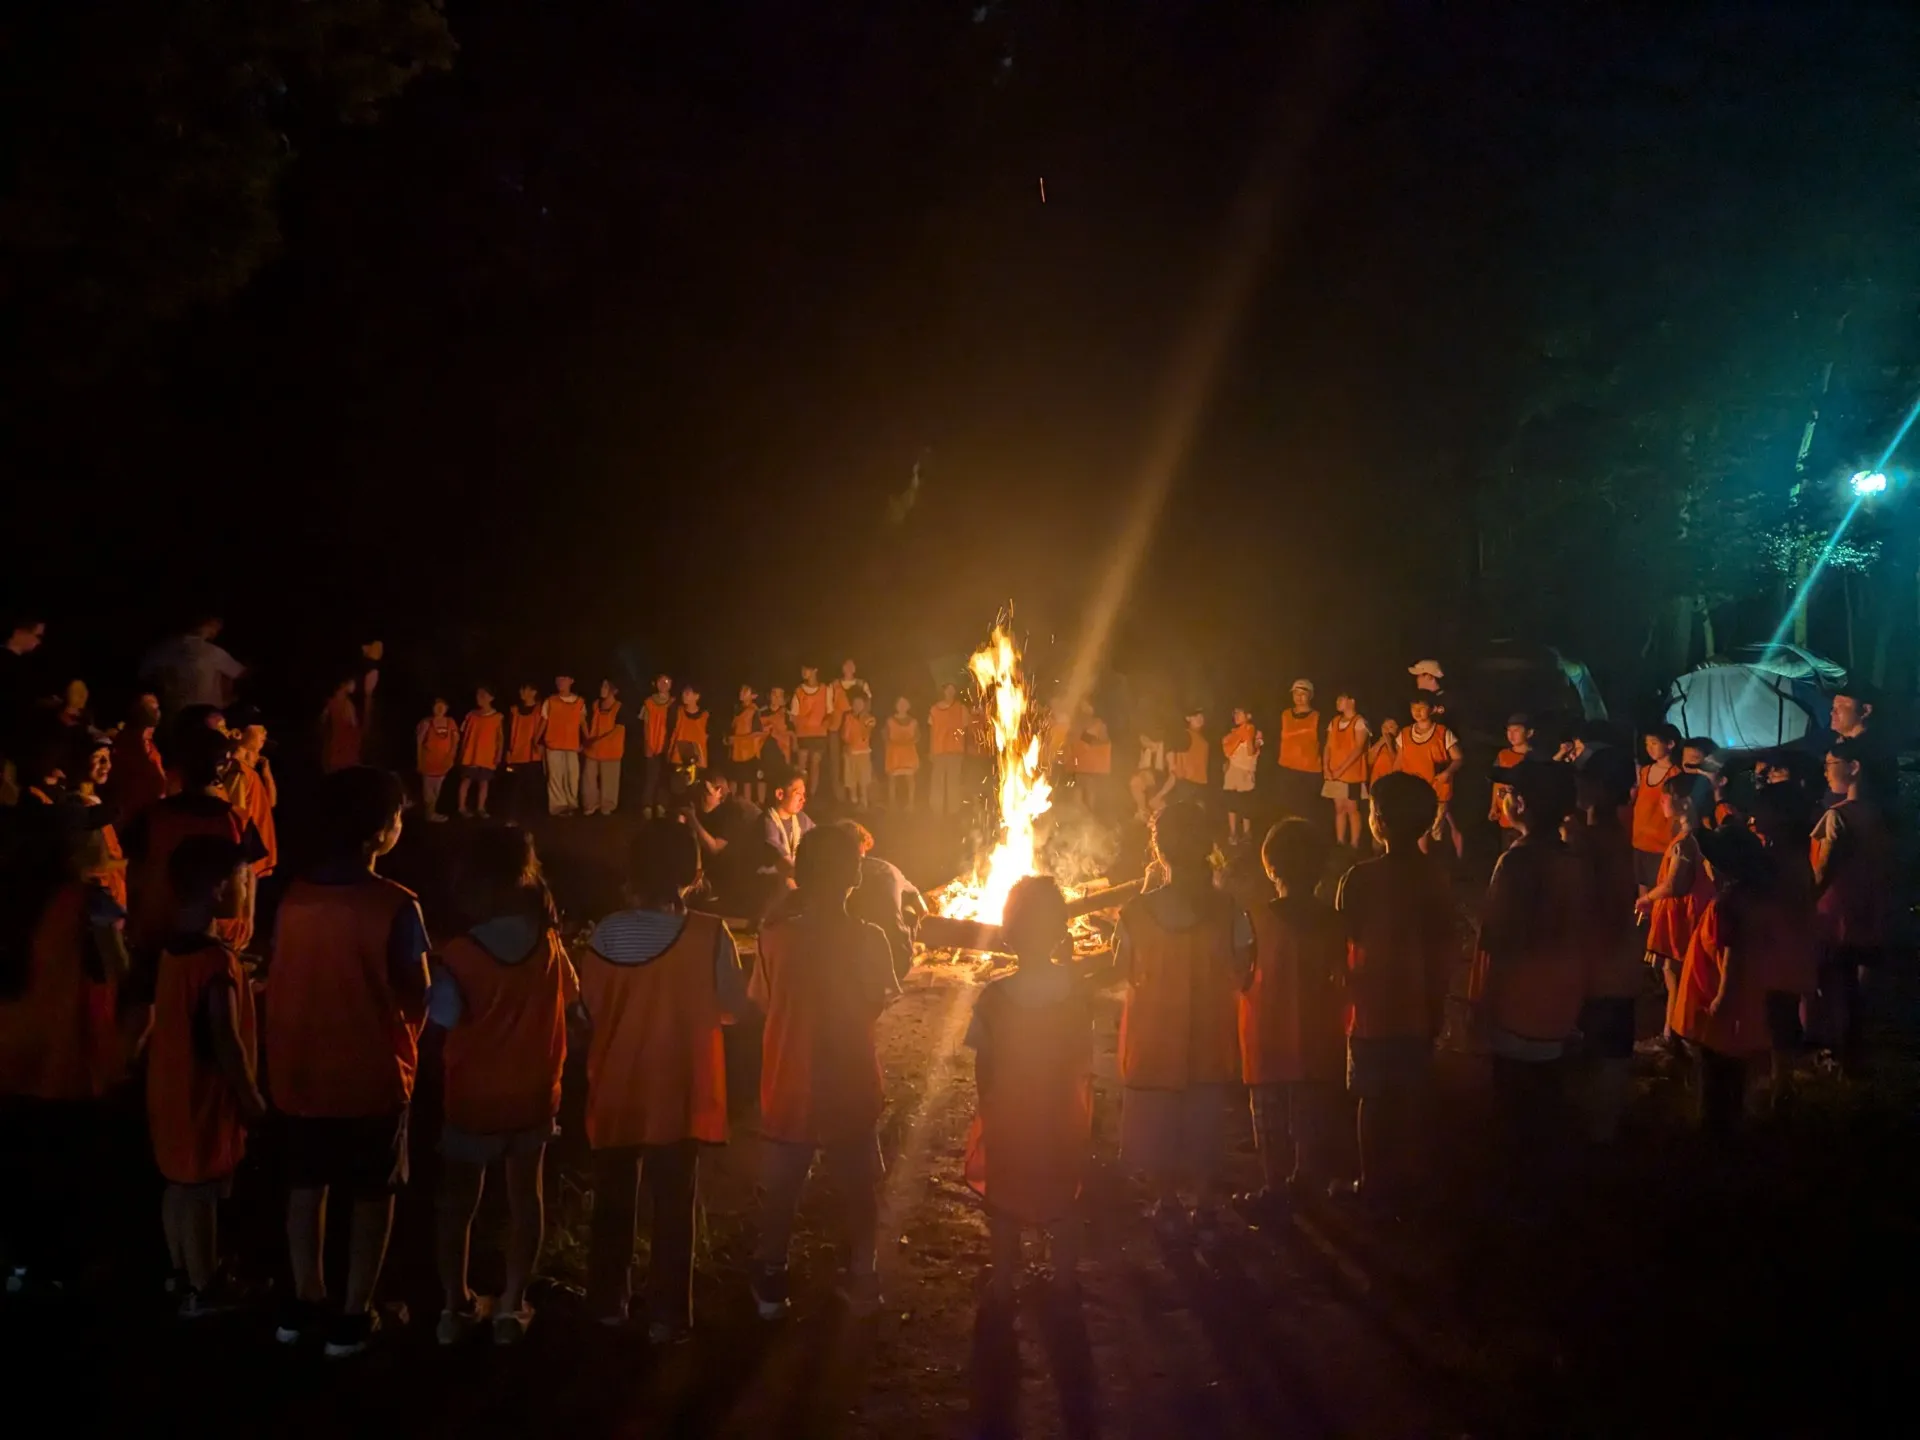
[790,666,831,798]
[1221,706,1262,843]
[1634,771,1714,1048]
[926,682,969,816]
[1488,713,1535,841]
[1672,826,1774,1133]
[883,696,920,810]
[230,717,278,876]
[148,835,263,1316]
[1631,723,1682,892]
[1321,690,1371,850]
[266,766,429,1357]
[416,698,459,823]
[1333,771,1454,1205]
[1470,761,1588,1193]
[456,686,506,820]
[759,687,793,802]
[964,876,1093,1306]
[1149,708,1210,814]
[504,684,545,822]
[1234,820,1344,1217]
[538,676,587,817]
[431,827,578,1344]
[579,821,745,1339]
[728,685,765,801]
[111,692,169,822]
[639,673,677,818]
[1810,738,1890,1076]
[1116,801,1252,1248]
[582,680,626,816]
[750,824,899,1319]
[841,693,877,810]
[1275,681,1322,821]
[319,674,367,774]
[1395,694,1462,859]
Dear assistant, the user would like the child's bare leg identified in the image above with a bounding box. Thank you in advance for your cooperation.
[1129,772,1150,820]
[500,1147,545,1315]
[907,773,917,810]
[181,1187,219,1292]
[343,1196,396,1316]
[436,1161,485,1311]
[457,777,473,815]
[1447,812,1464,859]
[287,1187,328,1304]
[987,1213,1021,1302]
[476,777,491,814]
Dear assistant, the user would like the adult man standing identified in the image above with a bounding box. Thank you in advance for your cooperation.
[926,682,969,817]
[141,616,245,715]
[1829,687,1898,809]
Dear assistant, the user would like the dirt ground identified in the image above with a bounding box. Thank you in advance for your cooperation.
[7,799,1919,1437]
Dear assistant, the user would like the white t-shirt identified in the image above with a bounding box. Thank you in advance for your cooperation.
[141,633,244,709]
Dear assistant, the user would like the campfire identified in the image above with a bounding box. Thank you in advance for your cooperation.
[923,620,1137,960]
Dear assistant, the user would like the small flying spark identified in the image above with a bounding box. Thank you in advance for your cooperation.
[1038,176,1046,204]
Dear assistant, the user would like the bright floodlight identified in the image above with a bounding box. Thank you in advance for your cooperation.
[1850,470,1889,496]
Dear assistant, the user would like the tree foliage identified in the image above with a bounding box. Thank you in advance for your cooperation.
[0,1,453,376]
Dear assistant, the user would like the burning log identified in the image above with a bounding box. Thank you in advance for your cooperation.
[920,877,1142,955]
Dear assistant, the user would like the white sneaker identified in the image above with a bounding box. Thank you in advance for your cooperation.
[436,1297,490,1346]
[838,1272,883,1318]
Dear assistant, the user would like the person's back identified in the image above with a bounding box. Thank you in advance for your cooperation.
[1116,883,1243,1090]
[1470,835,1589,1045]
[753,906,895,1145]
[964,964,1093,1223]
[270,868,424,1119]
[849,851,922,976]
[1813,795,1889,949]
[1567,810,1639,1000]
[1241,892,1346,1087]
[438,918,576,1139]
[1337,849,1453,1043]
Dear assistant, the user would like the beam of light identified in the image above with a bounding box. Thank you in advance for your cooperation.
[1056,13,1360,717]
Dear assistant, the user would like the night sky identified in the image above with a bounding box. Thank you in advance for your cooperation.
[7,2,1918,722]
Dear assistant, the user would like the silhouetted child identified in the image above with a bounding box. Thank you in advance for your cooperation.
[1333,772,1454,1205]
[267,766,428,1357]
[1810,738,1890,1076]
[750,825,899,1318]
[1566,747,1641,1142]
[1635,772,1714,1047]
[1672,826,1773,1134]
[1632,723,1682,892]
[1234,820,1344,1216]
[1747,782,1816,1109]
[148,835,263,1315]
[964,876,1093,1307]
[416,698,459,822]
[430,827,578,1345]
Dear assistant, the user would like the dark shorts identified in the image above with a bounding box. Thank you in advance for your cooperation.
[1347,1036,1432,1098]
[280,1109,410,1198]
[1578,996,1637,1060]
[463,765,495,782]
[1632,849,1663,891]
[797,735,827,755]
[1765,991,1804,1052]
[166,1173,235,1200]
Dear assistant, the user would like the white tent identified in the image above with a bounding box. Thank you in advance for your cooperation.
[1663,645,1845,754]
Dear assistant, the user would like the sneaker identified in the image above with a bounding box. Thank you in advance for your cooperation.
[436,1296,492,1346]
[749,1265,791,1321]
[646,1318,693,1346]
[274,1298,323,1346]
[164,1269,189,1297]
[323,1308,381,1359]
[476,809,491,820]
[178,1286,243,1321]
[4,1267,25,1296]
[594,1301,629,1329]
[838,1271,883,1319]
[427,812,450,824]
[492,1305,534,1344]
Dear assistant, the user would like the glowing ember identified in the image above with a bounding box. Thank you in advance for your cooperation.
[934,623,1052,924]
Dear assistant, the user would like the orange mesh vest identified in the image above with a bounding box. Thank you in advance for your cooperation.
[112,727,168,821]
[841,712,874,753]
[1670,895,1770,1056]
[268,876,422,1117]
[1239,896,1346,1086]
[417,718,460,777]
[147,939,255,1184]
[584,700,626,761]
[793,687,829,738]
[1647,835,1713,962]
[641,695,675,756]
[1167,731,1209,785]
[1116,891,1243,1089]
[578,913,728,1148]
[1633,764,1676,854]
[928,701,968,756]
[506,706,543,765]
[756,913,887,1145]
[729,706,764,763]
[669,708,709,766]
[460,710,505,768]
[1467,843,1590,1043]
[1395,723,1455,801]
[1278,710,1320,773]
[541,696,586,752]
[439,930,574,1135]
[963,981,1094,1225]
[884,717,919,772]
[233,762,277,876]
[0,884,108,1101]
[321,693,362,773]
[761,708,793,760]
[130,798,253,955]
[1324,717,1366,783]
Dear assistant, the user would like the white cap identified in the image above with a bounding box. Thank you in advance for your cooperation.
[1407,659,1445,680]
[1289,678,1315,695]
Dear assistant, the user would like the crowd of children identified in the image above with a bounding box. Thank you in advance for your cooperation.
[0,611,1906,1363]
